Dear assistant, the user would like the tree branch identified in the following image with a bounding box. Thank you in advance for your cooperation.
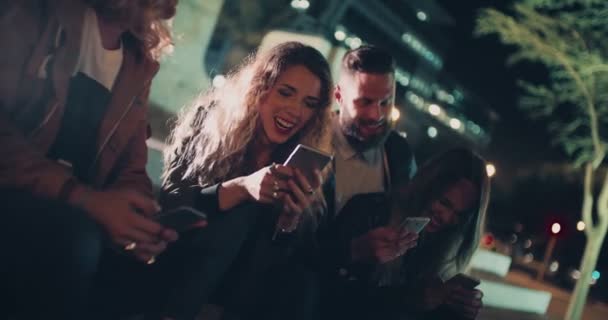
[582,163,595,236]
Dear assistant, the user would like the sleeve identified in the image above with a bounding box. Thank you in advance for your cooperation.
[158,158,223,217]
[107,119,154,197]
[0,2,76,200]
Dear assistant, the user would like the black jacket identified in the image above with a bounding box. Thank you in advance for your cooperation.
[318,130,416,275]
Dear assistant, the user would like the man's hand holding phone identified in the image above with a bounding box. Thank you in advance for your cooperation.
[70,186,179,264]
[350,226,418,264]
[444,274,483,319]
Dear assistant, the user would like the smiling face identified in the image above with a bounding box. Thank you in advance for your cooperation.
[424,178,478,233]
[257,64,322,145]
[337,72,394,151]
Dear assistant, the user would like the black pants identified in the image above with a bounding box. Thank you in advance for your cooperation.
[182,202,321,320]
[0,190,210,320]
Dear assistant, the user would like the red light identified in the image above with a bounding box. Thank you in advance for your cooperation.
[482,233,495,247]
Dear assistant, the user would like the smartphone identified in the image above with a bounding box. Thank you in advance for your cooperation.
[399,217,431,234]
[155,206,207,232]
[283,144,333,184]
[448,273,481,289]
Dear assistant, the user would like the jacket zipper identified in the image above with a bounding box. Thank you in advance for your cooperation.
[28,99,61,138]
[88,80,151,173]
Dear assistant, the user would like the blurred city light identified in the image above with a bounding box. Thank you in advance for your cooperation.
[212,74,226,88]
[290,0,310,10]
[549,261,559,273]
[523,239,532,249]
[400,32,442,69]
[428,103,441,116]
[398,131,407,138]
[482,233,494,247]
[486,163,496,177]
[391,108,401,121]
[551,222,561,235]
[349,37,362,49]
[592,270,600,280]
[523,253,534,263]
[449,118,462,130]
[577,221,586,231]
[416,10,428,21]
[571,269,581,280]
[427,126,438,138]
[334,30,346,41]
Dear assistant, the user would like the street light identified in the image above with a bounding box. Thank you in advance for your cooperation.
[427,126,438,138]
[539,222,561,280]
[390,108,400,121]
[577,221,585,231]
[486,163,496,177]
[551,222,561,234]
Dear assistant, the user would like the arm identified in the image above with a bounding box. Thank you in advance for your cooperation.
[0,2,76,200]
[108,119,153,197]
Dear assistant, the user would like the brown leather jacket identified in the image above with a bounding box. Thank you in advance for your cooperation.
[0,0,158,199]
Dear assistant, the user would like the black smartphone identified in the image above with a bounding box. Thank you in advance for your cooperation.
[448,273,481,289]
[283,144,333,184]
[155,206,207,232]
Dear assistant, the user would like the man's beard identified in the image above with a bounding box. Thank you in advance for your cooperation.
[341,116,390,152]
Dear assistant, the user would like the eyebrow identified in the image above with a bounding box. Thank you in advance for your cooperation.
[280,84,296,92]
[281,83,321,103]
[355,94,393,103]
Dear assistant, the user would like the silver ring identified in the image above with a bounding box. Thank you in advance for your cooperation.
[124,242,137,251]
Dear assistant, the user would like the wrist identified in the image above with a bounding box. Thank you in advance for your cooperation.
[227,177,250,201]
[218,177,249,210]
[66,183,95,211]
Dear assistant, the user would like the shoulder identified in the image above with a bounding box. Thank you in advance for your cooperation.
[385,130,415,164]
[385,130,411,151]
[340,192,388,217]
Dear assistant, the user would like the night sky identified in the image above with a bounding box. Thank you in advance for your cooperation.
[437,0,567,175]
[436,0,606,300]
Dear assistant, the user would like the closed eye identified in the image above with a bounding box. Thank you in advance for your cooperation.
[439,197,453,210]
[304,97,321,109]
[278,88,292,97]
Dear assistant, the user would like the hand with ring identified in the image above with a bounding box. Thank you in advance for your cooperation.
[275,168,322,232]
[238,163,294,205]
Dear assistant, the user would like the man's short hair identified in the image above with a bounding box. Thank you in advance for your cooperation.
[341,45,395,75]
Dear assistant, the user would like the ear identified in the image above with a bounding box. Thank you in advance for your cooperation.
[334,85,342,104]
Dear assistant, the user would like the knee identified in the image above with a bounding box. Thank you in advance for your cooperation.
[51,207,104,274]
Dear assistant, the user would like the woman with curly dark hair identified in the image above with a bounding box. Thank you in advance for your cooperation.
[161,41,334,319]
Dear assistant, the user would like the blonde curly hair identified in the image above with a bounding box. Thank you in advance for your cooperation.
[85,0,175,60]
[162,42,333,191]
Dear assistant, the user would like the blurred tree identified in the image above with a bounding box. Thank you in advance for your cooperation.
[475,0,608,318]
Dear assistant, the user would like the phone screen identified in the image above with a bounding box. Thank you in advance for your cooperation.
[399,217,431,234]
[283,144,333,183]
[155,206,207,232]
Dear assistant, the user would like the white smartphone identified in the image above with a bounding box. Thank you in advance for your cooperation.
[283,144,333,184]
[399,217,431,234]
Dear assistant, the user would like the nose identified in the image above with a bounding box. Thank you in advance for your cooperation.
[365,103,384,123]
[285,99,303,119]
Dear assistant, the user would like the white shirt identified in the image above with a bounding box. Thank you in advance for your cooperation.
[74,8,123,90]
[332,116,386,215]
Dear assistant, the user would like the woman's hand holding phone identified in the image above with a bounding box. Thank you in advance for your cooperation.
[444,274,483,319]
[275,168,322,233]
[350,226,418,263]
